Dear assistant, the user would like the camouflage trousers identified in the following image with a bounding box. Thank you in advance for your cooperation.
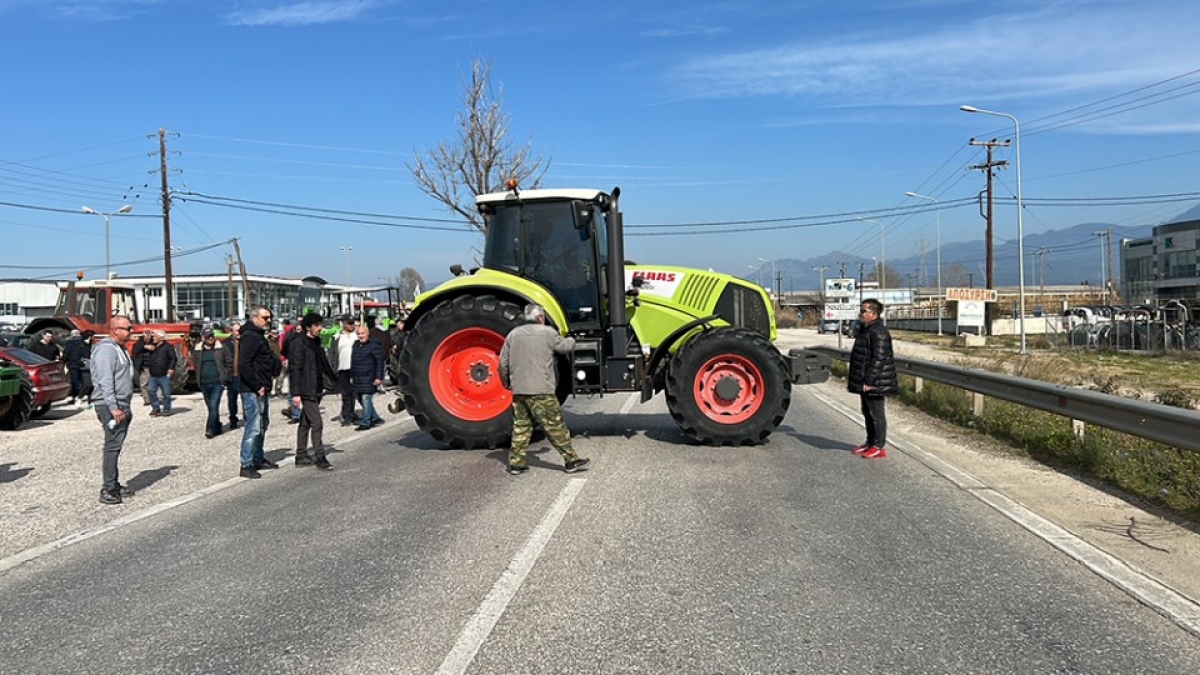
[509,394,577,468]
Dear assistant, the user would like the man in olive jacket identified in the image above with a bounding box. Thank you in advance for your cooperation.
[847,298,898,460]
[498,303,588,476]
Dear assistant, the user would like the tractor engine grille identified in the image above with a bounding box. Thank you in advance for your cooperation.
[714,283,771,337]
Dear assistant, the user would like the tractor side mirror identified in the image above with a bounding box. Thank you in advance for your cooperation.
[571,201,593,230]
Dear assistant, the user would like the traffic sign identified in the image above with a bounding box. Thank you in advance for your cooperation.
[825,278,856,298]
[823,302,859,320]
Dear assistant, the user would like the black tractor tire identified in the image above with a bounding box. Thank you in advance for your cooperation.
[398,295,524,450]
[170,344,191,394]
[0,372,36,431]
[665,326,791,446]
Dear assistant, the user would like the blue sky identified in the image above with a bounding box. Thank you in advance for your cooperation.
[2,0,1199,291]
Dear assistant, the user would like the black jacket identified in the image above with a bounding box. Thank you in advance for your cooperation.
[130,336,149,372]
[145,340,178,377]
[288,333,336,401]
[29,339,60,362]
[847,319,898,396]
[63,337,91,369]
[238,322,281,393]
[350,337,386,395]
[220,338,238,384]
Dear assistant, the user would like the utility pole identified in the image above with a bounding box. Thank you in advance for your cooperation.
[969,138,1010,335]
[812,265,829,299]
[233,238,251,315]
[1106,228,1119,303]
[159,128,175,322]
[1031,247,1049,293]
[226,255,236,321]
[967,272,975,288]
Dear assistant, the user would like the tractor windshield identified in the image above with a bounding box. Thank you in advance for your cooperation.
[483,200,600,326]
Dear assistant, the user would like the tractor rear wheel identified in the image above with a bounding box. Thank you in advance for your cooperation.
[398,295,523,449]
[665,327,791,446]
[0,372,36,431]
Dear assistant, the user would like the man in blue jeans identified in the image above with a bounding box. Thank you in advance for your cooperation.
[191,328,227,439]
[237,306,282,479]
[145,330,177,416]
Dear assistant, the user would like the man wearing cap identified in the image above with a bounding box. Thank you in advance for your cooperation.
[289,312,337,470]
[191,328,228,439]
[327,314,359,426]
[30,330,60,361]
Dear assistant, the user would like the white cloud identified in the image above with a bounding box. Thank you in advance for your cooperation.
[226,0,378,27]
[669,1,1200,117]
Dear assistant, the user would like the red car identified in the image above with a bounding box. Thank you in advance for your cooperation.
[0,347,70,418]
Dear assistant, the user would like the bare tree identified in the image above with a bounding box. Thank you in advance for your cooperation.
[408,58,549,233]
[392,267,426,302]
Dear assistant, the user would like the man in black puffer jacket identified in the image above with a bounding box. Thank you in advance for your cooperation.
[847,298,897,460]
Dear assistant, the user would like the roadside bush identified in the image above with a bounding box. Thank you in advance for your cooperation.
[776,307,801,329]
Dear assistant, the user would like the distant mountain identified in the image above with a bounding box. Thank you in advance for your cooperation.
[754,203,1200,291]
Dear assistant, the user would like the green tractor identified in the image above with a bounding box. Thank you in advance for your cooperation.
[0,359,35,431]
[396,186,829,449]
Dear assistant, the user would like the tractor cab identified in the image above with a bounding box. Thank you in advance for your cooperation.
[478,189,611,334]
[53,280,141,327]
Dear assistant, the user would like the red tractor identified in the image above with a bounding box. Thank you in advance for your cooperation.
[24,280,195,393]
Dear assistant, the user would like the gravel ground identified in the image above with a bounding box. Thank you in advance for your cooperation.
[0,389,406,560]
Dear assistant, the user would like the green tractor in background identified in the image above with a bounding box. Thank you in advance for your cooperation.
[396,186,829,449]
[0,359,35,431]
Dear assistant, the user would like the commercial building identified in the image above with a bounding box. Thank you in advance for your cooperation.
[1121,219,1200,305]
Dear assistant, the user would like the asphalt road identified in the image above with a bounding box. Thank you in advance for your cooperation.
[2,388,1199,674]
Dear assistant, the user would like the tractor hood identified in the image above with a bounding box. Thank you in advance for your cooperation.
[626,265,776,341]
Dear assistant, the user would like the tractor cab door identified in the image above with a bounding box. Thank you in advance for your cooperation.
[484,200,602,331]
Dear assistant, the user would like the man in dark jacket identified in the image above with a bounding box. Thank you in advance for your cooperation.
[237,306,282,479]
[847,298,898,460]
[221,324,241,429]
[289,312,337,470]
[350,324,386,431]
[130,331,153,406]
[30,330,61,361]
[63,329,90,406]
[145,330,178,416]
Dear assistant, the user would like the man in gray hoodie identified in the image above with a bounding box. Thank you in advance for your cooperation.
[91,315,136,505]
[498,304,589,476]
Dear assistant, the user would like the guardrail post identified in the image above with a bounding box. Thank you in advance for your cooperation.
[1072,419,1085,440]
[914,376,924,394]
[973,392,985,417]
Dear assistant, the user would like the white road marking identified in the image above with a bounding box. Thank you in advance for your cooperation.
[620,392,639,415]
[0,413,418,575]
[435,478,588,675]
[806,387,1200,638]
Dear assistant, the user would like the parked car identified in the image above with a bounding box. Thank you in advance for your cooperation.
[818,319,840,334]
[0,332,32,349]
[0,347,70,418]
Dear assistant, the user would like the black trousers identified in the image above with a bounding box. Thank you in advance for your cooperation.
[296,398,325,459]
[860,394,888,448]
[226,379,241,422]
[338,370,355,420]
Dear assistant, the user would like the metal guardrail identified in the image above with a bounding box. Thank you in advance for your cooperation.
[810,346,1200,453]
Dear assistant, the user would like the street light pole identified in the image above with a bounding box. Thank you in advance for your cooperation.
[81,204,133,279]
[811,265,829,298]
[340,246,354,315]
[758,257,778,309]
[960,105,1027,354]
[904,191,942,336]
[857,218,885,299]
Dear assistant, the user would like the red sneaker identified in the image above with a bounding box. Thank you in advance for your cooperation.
[862,446,888,460]
[852,443,871,456]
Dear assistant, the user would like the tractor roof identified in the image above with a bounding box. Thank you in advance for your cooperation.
[475,188,607,205]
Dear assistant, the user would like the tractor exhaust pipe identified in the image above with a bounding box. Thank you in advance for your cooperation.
[605,187,629,355]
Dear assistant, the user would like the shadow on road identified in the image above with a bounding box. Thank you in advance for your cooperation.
[125,465,180,492]
[0,462,33,484]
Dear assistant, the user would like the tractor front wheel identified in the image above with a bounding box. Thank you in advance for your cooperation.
[665,327,791,446]
[0,372,36,431]
[398,295,524,449]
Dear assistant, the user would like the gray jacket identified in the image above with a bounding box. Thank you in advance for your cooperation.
[91,338,134,410]
[499,323,575,396]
